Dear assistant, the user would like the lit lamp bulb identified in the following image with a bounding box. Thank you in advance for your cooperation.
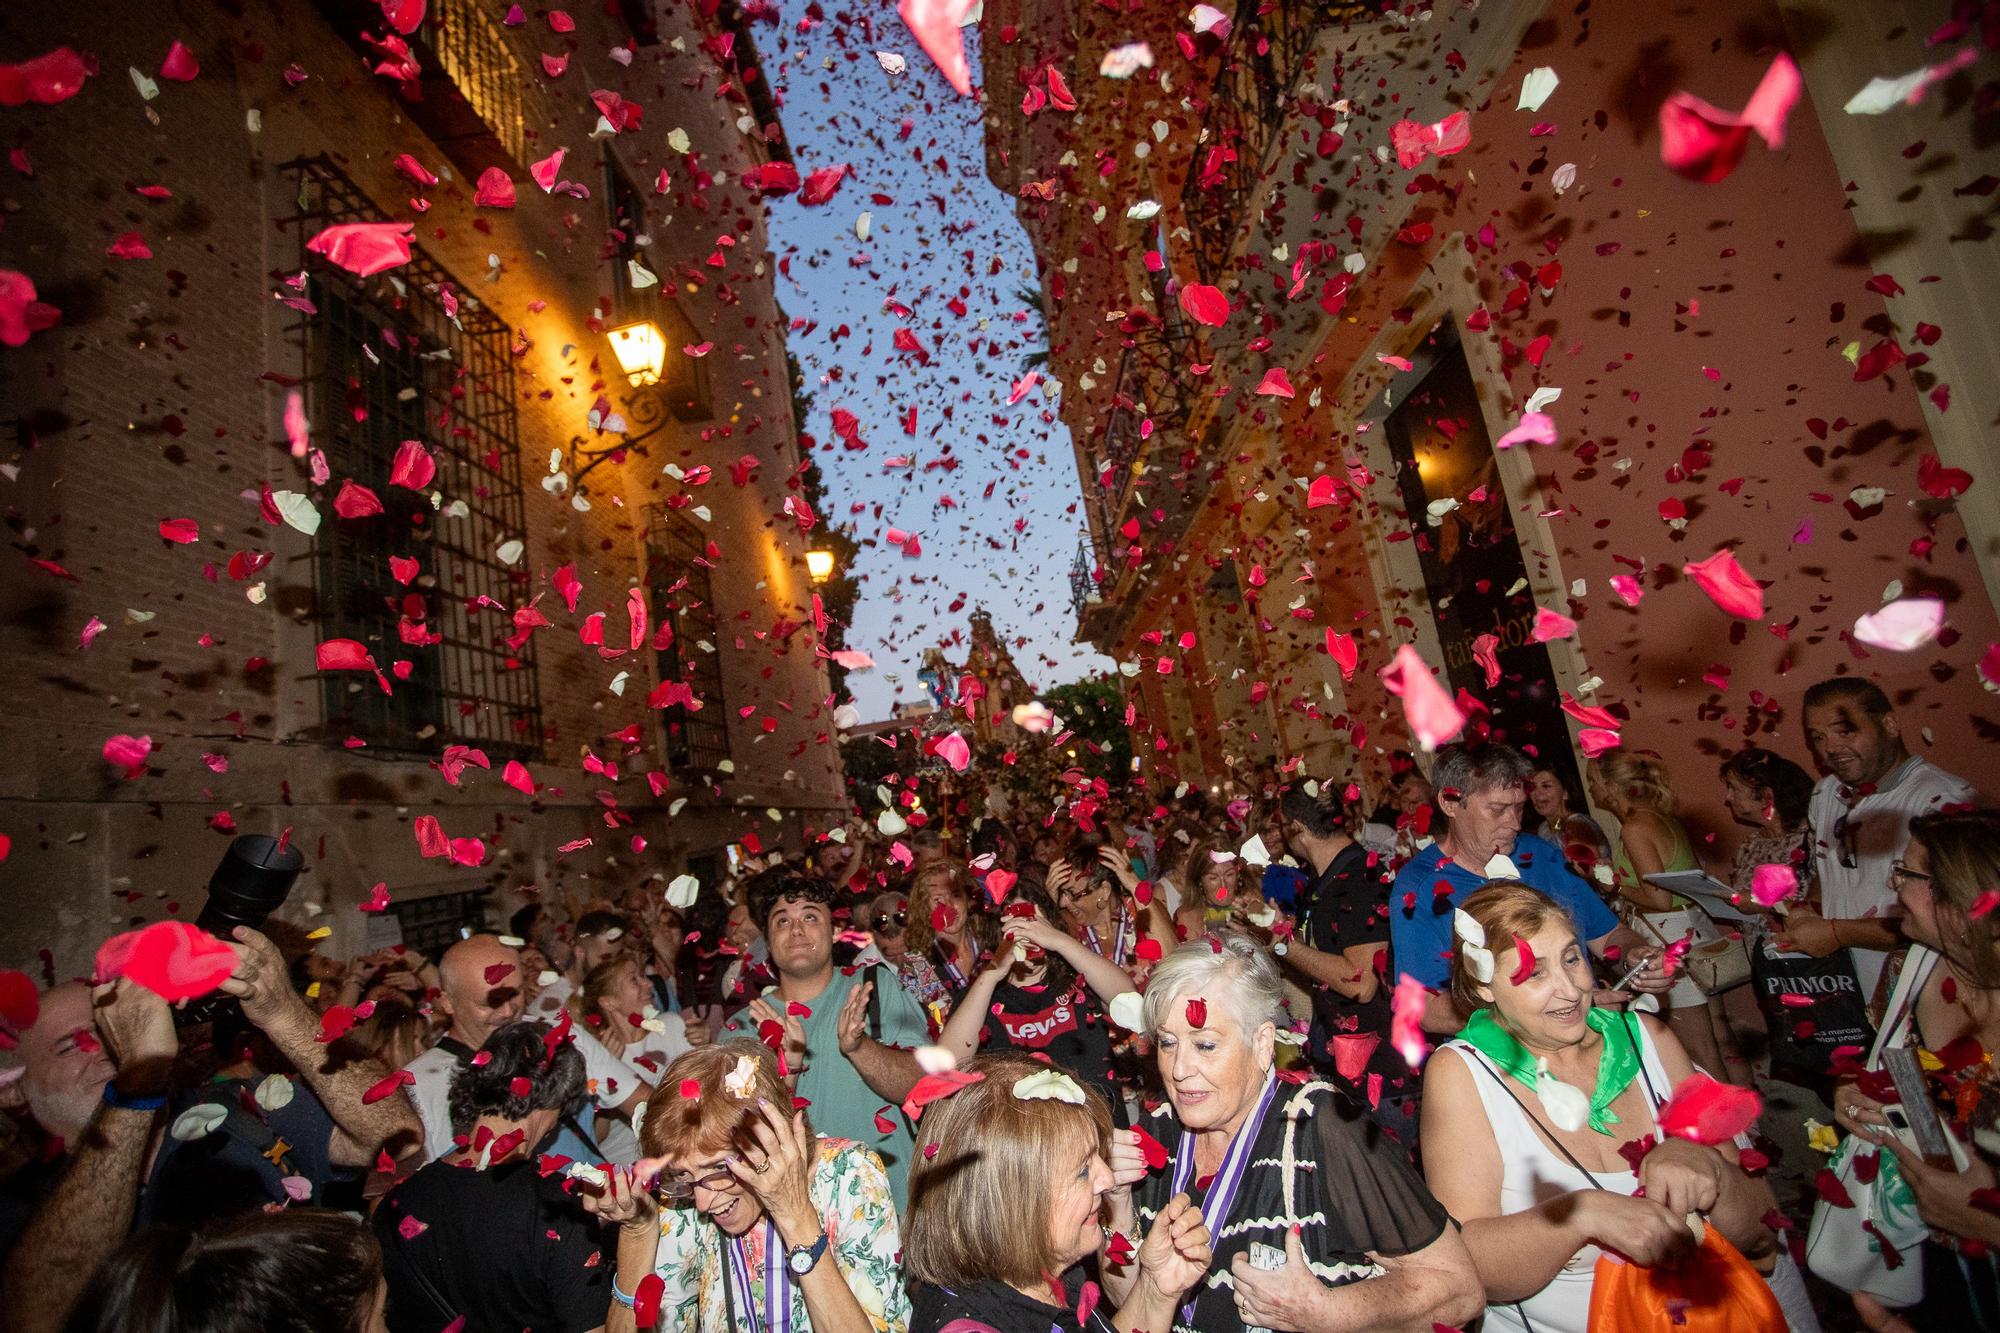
[607,320,666,387]
[805,549,836,584]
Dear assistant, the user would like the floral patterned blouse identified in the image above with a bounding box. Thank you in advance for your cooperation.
[649,1136,910,1333]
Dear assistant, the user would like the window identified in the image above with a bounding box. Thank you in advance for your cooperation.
[288,156,543,760]
[605,157,712,420]
[646,506,730,772]
[315,0,527,180]
[387,884,495,958]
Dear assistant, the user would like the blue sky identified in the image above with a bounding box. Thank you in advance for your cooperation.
[758,4,1112,722]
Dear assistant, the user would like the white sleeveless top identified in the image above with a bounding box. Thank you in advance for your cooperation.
[1445,1016,1674,1333]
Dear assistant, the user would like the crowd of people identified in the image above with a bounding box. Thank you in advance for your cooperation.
[0,672,1992,1333]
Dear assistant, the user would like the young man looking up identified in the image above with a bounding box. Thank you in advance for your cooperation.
[723,868,929,1212]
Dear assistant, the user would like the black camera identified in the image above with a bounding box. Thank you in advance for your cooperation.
[175,835,304,1028]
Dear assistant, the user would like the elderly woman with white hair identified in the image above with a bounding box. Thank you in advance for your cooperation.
[1097,931,1482,1333]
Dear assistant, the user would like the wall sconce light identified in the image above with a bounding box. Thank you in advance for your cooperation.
[805,549,836,584]
[608,320,666,387]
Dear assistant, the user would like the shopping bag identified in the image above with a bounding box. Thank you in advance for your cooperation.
[1586,1226,1787,1333]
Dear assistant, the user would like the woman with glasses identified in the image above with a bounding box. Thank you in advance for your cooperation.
[1047,833,1173,979]
[1831,810,2000,1329]
[586,1039,909,1333]
[867,889,949,1032]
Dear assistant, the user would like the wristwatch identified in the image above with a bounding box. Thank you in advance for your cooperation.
[786,1232,829,1276]
[1272,938,1289,957]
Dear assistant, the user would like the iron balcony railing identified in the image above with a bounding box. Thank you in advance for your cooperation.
[1182,1,1371,286]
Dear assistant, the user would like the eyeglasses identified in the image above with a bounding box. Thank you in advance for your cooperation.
[876,912,908,931]
[1888,863,1932,888]
[658,1164,736,1201]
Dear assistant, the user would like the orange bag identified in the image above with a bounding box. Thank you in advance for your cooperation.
[1586,1226,1786,1333]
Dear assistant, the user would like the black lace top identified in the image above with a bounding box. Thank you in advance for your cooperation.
[1131,1080,1450,1333]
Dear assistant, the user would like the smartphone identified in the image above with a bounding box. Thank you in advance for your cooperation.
[1882,1046,1959,1169]
[1248,1241,1286,1271]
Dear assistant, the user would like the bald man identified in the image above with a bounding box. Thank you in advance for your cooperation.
[403,934,651,1162]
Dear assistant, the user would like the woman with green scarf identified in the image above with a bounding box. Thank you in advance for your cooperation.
[1417,881,1795,1333]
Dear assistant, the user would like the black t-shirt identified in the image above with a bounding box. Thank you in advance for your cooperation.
[373,1157,610,1333]
[978,975,1127,1124]
[911,1267,1118,1333]
[1298,842,1411,1102]
[1132,1081,1449,1333]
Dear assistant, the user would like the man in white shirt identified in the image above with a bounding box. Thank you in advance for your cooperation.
[1779,677,1977,1001]
[403,933,649,1163]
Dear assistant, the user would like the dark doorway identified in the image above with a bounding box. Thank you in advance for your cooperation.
[1378,322,1583,800]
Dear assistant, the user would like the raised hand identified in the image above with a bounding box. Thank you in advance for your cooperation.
[726,1099,821,1246]
[1136,1192,1212,1301]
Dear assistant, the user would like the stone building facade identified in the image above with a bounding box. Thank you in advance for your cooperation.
[983,0,1996,838]
[0,0,846,975]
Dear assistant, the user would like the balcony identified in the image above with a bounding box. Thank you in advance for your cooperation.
[1182,1,1373,286]
[316,0,530,181]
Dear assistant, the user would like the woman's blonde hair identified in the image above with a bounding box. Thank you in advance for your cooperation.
[905,1052,1113,1290]
[1908,810,2000,987]
[575,954,642,1034]
[341,997,432,1072]
[638,1040,809,1161]
[1447,881,1582,1016]
[905,863,964,954]
[1591,747,1677,815]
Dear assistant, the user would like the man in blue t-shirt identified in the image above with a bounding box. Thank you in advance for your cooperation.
[1390,742,1670,1033]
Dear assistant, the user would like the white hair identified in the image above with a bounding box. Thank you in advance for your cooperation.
[1141,930,1285,1037]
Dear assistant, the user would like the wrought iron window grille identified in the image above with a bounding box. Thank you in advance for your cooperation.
[282,154,544,761]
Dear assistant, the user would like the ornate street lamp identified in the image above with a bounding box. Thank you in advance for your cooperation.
[805,549,837,584]
[607,319,666,386]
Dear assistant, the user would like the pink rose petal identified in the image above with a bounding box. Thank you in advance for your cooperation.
[1378,644,1465,750]
[1852,598,1945,652]
[1683,548,1764,620]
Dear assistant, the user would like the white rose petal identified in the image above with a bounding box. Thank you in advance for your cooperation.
[1109,991,1148,1032]
[1518,66,1559,113]
[496,539,525,565]
[1537,1059,1593,1131]
[254,1074,296,1112]
[666,873,700,909]
[170,1104,228,1141]
[875,51,907,75]
[271,490,322,536]
[1099,42,1154,79]
[1013,1069,1086,1104]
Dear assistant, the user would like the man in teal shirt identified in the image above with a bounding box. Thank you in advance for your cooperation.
[723,870,929,1212]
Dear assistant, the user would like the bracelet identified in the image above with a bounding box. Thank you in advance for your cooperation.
[609,1275,637,1309]
[1828,919,1846,949]
[101,1083,167,1112]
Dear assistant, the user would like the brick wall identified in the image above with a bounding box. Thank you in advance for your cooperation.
[0,1,846,978]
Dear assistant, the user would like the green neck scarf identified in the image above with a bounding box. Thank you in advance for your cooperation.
[1457,1007,1640,1136]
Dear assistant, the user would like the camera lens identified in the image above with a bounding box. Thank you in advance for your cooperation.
[196,835,304,938]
